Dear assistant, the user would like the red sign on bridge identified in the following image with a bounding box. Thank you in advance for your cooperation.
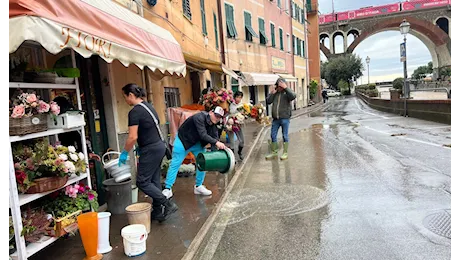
[319,0,451,24]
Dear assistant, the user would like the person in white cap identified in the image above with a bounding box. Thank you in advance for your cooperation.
[162,106,227,199]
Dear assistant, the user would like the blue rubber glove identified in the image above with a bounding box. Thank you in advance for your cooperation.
[118,150,129,166]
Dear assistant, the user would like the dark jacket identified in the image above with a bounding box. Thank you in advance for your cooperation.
[178,112,219,150]
[266,88,296,119]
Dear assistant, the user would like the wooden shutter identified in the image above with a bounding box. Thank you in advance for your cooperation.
[279,28,284,50]
[214,13,218,49]
[200,0,207,35]
[183,0,191,20]
[271,24,276,47]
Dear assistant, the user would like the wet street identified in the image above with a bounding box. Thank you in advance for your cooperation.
[192,96,451,260]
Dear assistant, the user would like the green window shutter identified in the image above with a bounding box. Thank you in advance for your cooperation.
[277,0,281,8]
[183,0,191,20]
[200,0,207,35]
[279,28,284,51]
[307,0,312,12]
[258,18,267,45]
[297,38,301,56]
[230,6,237,38]
[291,1,294,18]
[225,4,236,38]
[244,12,258,41]
[301,9,305,24]
[270,24,276,47]
[214,13,219,49]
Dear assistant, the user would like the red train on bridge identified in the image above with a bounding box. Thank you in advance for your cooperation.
[319,0,451,25]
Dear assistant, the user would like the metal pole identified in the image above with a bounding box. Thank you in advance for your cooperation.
[367,63,370,85]
[403,36,408,116]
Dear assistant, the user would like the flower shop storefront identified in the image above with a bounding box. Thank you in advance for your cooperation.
[239,72,281,116]
[9,0,186,259]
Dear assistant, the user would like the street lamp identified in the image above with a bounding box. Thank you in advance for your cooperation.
[400,19,410,117]
[366,56,370,85]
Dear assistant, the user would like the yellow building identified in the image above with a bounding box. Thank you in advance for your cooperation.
[291,0,308,108]
[306,0,321,100]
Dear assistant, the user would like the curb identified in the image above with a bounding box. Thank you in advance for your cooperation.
[181,125,268,260]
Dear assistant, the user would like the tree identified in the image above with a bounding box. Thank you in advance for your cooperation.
[309,79,318,99]
[322,54,364,90]
[411,61,433,80]
[338,80,350,95]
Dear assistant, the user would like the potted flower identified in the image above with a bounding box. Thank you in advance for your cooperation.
[9,90,60,136]
[13,141,87,194]
[199,88,234,113]
[44,183,98,237]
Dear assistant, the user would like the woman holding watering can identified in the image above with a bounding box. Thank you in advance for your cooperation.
[119,83,178,222]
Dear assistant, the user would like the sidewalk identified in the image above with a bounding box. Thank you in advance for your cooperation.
[30,122,264,260]
[30,104,323,260]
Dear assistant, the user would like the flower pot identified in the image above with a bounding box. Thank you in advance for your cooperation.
[25,176,69,194]
[9,114,48,136]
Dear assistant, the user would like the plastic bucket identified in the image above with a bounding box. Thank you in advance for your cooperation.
[97,212,112,254]
[125,203,152,234]
[102,152,131,183]
[103,178,132,214]
[196,147,235,174]
[121,224,148,257]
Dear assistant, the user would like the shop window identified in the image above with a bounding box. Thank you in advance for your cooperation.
[200,0,207,35]
[164,87,181,108]
[258,18,267,45]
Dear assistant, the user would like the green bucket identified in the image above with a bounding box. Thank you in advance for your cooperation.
[196,148,235,174]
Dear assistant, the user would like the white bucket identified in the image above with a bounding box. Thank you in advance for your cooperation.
[121,224,148,257]
[103,152,132,183]
[97,212,112,254]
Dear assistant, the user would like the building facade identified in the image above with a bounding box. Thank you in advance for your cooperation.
[291,0,308,108]
[306,0,321,100]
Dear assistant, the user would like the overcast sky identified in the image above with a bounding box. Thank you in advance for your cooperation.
[318,0,432,84]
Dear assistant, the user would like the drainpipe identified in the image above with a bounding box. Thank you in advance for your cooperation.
[303,0,310,106]
[216,0,226,88]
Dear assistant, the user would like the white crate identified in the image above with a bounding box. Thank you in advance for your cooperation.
[48,112,86,129]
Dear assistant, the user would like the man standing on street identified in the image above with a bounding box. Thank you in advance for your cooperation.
[265,78,296,160]
[162,106,227,199]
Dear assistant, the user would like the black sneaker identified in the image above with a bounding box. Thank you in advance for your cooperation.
[151,205,165,223]
[163,199,179,220]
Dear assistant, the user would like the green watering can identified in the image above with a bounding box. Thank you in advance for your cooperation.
[196,147,236,174]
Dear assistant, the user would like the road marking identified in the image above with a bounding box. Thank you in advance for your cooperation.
[354,99,389,119]
[363,126,450,149]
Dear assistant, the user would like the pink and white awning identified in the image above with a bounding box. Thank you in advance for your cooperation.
[9,0,186,77]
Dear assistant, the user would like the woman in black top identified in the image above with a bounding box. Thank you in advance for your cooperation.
[119,83,178,222]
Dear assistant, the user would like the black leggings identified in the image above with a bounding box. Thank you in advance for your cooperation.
[136,141,166,207]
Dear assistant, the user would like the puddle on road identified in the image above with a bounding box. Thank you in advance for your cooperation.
[215,184,329,226]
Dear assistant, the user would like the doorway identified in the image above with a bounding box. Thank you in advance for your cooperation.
[249,85,257,105]
[191,71,201,103]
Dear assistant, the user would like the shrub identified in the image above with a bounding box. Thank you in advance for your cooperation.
[366,89,379,97]
[309,79,318,99]
[392,78,404,90]
[368,83,376,90]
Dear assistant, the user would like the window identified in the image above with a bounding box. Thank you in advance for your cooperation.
[231,78,239,94]
[277,0,281,8]
[279,28,284,50]
[225,4,237,38]
[270,23,276,47]
[258,18,267,45]
[287,34,291,52]
[200,0,207,35]
[183,0,191,20]
[214,13,219,49]
[297,38,301,56]
[244,11,258,42]
[301,9,305,24]
[286,0,290,14]
[165,87,181,108]
[293,35,297,55]
[291,1,295,18]
[302,40,306,57]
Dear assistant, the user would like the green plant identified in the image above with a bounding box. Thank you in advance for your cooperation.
[21,208,51,243]
[392,78,404,90]
[368,83,376,90]
[338,80,349,95]
[309,79,318,99]
[366,89,379,97]
[44,183,98,218]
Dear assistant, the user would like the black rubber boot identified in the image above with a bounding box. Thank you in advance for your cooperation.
[238,146,244,160]
[163,199,178,220]
[151,205,165,223]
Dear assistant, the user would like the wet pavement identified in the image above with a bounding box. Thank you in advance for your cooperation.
[191,96,451,260]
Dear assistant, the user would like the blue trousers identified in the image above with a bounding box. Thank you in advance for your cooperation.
[271,118,290,143]
[165,136,206,189]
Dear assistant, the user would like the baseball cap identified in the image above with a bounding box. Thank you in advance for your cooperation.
[213,106,225,117]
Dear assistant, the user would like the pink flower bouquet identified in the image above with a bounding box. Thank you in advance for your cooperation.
[10,91,60,118]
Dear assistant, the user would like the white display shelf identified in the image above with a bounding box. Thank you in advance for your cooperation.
[10,127,81,143]
[11,174,88,207]
[10,236,58,259]
[9,82,77,90]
